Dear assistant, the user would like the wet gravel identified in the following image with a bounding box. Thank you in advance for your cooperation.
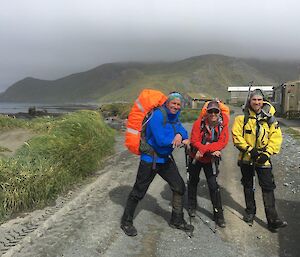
[0,124,299,257]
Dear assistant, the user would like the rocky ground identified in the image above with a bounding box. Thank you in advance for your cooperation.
[0,114,299,257]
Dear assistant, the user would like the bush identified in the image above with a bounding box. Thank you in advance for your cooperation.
[180,108,200,123]
[99,103,131,119]
[0,111,115,221]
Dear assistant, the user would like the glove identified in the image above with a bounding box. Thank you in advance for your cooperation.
[250,148,259,159]
[256,153,269,164]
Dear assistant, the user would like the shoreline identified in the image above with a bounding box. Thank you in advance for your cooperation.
[0,103,99,116]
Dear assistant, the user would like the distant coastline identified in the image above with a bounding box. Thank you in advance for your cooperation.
[0,102,99,114]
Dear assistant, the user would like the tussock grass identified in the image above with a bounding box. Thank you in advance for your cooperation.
[0,111,115,221]
[99,103,131,119]
[180,109,201,123]
[0,115,29,129]
[99,103,202,123]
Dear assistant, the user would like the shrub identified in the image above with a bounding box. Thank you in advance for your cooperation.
[99,103,131,119]
[0,111,115,221]
[180,108,200,123]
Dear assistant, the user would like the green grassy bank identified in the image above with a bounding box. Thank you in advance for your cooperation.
[0,111,115,222]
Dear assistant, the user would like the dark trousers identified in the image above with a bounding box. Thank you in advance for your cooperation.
[121,159,185,225]
[240,164,278,221]
[187,161,222,211]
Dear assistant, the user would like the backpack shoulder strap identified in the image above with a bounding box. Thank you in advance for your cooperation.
[139,106,168,156]
[242,110,250,137]
[157,106,168,126]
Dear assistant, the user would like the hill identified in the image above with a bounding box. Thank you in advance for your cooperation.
[0,54,299,103]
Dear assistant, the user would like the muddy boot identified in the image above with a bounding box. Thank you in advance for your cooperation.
[210,188,225,227]
[262,190,288,232]
[169,212,194,232]
[243,213,255,226]
[120,196,138,236]
[120,223,137,237]
[172,191,184,213]
[214,208,226,228]
[188,208,196,217]
[243,187,256,226]
[267,219,288,232]
[170,191,194,232]
[187,182,197,217]
[187,178,197,217]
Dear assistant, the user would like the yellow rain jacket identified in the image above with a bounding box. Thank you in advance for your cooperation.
[232,101,282,167]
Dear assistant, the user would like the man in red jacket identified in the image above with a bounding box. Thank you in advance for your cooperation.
[187,100,229,227]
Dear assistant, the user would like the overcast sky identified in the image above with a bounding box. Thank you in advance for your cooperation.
[1,0,300,92]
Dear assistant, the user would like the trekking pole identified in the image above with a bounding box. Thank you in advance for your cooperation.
[252,117,260,192]
[212,156,220,176]
[243,81,253,111]
[212,155,221,231]
[184,145,190,185]
[195,212,217,234]
[252,158,256,192]
[243,81,255,191]
[184,145,193,238]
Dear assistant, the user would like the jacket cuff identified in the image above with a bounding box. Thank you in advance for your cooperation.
[247,146,253,153]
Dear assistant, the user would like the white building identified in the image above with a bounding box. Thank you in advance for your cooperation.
[227,86,273,104]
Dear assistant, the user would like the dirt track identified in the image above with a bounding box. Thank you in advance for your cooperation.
[0,117,299,257]
[0,128,35,157]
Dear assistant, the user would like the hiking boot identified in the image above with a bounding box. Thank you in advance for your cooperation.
[169,219,194,232]
[215,216,226,228]
[169,212,194,233]
[213,209,226,228]
[267,219,288,232]
[188,208,196,217]
[243,213,255,226]
[120,223,137,237]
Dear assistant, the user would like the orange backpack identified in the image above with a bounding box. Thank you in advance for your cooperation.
[125,89,167,155]
[198,101,230,121]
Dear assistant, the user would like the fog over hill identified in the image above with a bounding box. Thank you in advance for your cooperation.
[0,54,299,104]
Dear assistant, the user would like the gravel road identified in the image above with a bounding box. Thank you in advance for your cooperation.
[0,116,299,257]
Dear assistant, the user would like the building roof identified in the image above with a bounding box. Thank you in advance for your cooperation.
[227,86,273,92]
[283,80,300,85]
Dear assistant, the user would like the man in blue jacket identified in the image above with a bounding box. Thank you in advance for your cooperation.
[121,92,194,236]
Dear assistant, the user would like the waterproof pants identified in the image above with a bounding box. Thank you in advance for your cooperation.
[121,159,185,225]
[240,164,279,222]
[187,161,223,213]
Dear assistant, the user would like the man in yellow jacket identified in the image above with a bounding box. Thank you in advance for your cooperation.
[232,89,287,232]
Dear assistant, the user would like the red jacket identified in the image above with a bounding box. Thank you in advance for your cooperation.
[190,114,229,163]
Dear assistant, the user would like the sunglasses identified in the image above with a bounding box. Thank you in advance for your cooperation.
[207,108,220,114]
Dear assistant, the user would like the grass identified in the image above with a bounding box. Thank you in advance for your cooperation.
[0,115,29,129]
[180,108,201,123]
[99,103,131,119]
[99,102,202,123]
[0,111,115,222]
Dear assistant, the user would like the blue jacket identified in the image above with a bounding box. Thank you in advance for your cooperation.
[141,104,188,163]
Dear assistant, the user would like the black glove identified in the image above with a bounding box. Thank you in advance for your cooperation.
[250,148,259,159]
[256,153,269,164]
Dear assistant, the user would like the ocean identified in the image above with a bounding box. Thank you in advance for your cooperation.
[0,102,99,114]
